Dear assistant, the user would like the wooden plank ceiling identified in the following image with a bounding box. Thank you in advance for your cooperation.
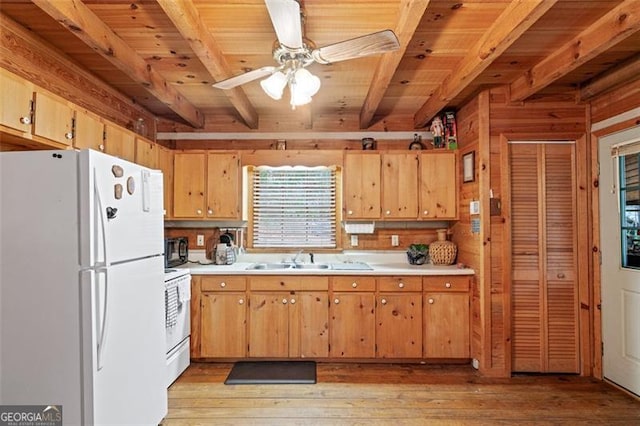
[1,0,639,131]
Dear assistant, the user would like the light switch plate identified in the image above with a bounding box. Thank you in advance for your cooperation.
[470,200,480,215]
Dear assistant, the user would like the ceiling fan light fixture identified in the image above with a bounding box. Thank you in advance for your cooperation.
[293,68,321,97]
[260,71,288,100]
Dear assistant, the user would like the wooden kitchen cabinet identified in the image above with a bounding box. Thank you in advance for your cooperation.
[420,151,458,219]
[32,91,75,147]
[73,108,104,152]
[206,152,240,219]
[343,152,381,219]
[200,276,247,358]
[381,152,419,219]
[330,276,376,358]
[173,152,206,218]
[104,122,135,162]
[248,277,328,358]
[423,276,470,358]
[135,137,158,169]
[0,68,34,136]
[376,277,422,358]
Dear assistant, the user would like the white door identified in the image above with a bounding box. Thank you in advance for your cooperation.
[78,149,164,268]
[82,255,167,424]
[599,125,640,396]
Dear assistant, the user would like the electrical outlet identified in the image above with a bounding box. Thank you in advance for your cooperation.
[196,234,205,246]
[391,234,399,246]
[350,235,359,247]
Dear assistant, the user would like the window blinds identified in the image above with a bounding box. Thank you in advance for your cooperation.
[251,166,337,248]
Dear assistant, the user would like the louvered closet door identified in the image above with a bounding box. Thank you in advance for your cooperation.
[510,143,579,373]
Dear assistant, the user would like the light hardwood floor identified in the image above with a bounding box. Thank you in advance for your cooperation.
[163,362,640,425]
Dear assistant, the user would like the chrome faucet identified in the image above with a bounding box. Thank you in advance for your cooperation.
[292,249,304,265]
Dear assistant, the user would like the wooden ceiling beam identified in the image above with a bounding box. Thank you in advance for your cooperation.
[510,0,640,103]
[157,0,259,129]
[359,0,431,129]
[580,52,640,101]
[32,0,204,128]
[413,0,557,128]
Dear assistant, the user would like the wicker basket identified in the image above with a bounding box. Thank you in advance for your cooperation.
[429,229,457,265]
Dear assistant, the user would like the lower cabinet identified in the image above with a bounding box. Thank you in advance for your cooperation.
[199,276,247,358]
[376,277,422,358]
[423,276,470,358]
[330,277,376,358]
[248,277,329,358]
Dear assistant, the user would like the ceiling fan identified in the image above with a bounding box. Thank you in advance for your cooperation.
[212,0,400,108]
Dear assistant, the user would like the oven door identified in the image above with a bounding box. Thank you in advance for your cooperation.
[165,274,191,354]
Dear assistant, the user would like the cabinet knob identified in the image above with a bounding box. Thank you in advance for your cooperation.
[196,209,202,215]
[348,210,353,215]
[423,210,429,215]
[208,209,213,215]
[19,116,31,125]
[65,132,74,140]
[220,282,226,288]
[428,298,434,304]
[351,282,358,288]
[385,210,391,215]
[99,144,105,151]
[445,282,451,288]
[381,298,387,305]
[282,298,288,304]
[290,298,296,304]
[334,298,340,304]
[398,282,404,288]
[238,298,244,305]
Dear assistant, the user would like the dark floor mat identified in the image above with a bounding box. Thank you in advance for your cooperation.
[224,361,317,385]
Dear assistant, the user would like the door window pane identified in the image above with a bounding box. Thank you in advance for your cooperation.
[620,153,640,269]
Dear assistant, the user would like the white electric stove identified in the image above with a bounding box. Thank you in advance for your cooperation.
[164,268,191,387]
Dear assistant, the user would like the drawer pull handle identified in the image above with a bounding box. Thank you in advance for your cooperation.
[348,210,353,215]
[381,298,387,305]
[352,282,358,288]
[238,299,244,305]
[334,298,340,304]
[428,298,434,304]
[398,282,404,288]
[282,298,288,304]
[290,298,296,304]
[445,282,451,288]
[220,282,226,288]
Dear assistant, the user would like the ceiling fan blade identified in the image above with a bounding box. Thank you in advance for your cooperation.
[265,0,303,49]
[212,66,277,90]
[311,30,400,64]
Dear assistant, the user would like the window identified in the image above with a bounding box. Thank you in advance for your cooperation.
[613,139,640,269]
[249,165,338,248]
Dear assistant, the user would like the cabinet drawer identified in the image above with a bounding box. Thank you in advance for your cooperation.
[378,276,422,292]
[201,276,246,291]
[422,276,470,292]
[249,276,328,291]
[332,276,376,292]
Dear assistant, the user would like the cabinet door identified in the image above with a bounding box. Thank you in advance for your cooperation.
[330,292,376,358]
[420,151,457,219]
[290,291,329,358]
[135,137,157,168]
[33,91,74,146]
[249,293,289,357]
[382,153,419,219]
[377,293,422,358]
[104,123,135,161]
[343,153,381,219]
[424,293,469,358]
[206,152,240,219]
[157,146,174,218]
[0,68,33,134]
[74,108,104,151]
[200,292,247,358]
[173,152,206,218]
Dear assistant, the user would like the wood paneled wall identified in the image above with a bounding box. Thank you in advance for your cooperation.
[453,86,589,377]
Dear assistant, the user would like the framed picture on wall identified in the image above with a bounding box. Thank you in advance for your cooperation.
[463,151,475,183]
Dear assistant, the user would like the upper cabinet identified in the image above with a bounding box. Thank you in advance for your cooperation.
[74,108,105,152]
[343,152,381,219]
[0,68,34,135]
[104,123,135,162]
[135,137,158,169]
[419,151,458,220]
[206,152,240,219]
[32,91,74,147]
[381,152,419,219]
[173,152,206,218]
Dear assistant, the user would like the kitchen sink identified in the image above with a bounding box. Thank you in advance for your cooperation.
[246,263,295,270]
[245,262,370,271]
[292,263,331,270]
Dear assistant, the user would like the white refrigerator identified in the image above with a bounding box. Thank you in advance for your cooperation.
[0,149,167,425]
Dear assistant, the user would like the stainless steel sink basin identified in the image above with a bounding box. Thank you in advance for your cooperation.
[292,263,331,270]
[246,262,331,271]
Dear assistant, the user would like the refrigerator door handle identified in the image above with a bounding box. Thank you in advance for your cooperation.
[94,168,109,268]
[96,268,110,371]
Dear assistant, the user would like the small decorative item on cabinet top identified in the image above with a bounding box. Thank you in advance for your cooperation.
[361,137,376,150]
[407,243,429,265]
[409,134,425,150]
[429,229,457,265]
